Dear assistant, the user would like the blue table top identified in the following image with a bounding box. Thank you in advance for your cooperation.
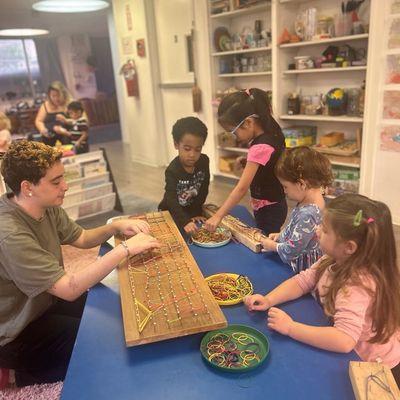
[61,206,358,400]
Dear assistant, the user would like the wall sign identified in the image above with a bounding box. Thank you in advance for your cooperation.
[136,38,146,57]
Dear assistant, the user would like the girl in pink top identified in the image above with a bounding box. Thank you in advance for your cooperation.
[205,88,287,235]
[245,194,400,384]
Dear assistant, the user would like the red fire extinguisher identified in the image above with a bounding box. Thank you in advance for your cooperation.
[120,59,139,98]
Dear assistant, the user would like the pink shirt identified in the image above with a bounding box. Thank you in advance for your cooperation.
[247,144,276,211]
[294,260,400,368]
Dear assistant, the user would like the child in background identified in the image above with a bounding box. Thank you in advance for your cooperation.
[0,112,12,159]
[205,88,287,235]
[245,194,400,384]
[159,117,210,234]
[56,101,89,154]
[261,146,333,272]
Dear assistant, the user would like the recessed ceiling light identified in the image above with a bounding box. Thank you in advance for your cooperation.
[32,0,109,13]
[0,29,49,37]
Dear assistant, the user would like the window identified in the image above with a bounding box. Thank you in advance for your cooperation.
[0,39,41,100]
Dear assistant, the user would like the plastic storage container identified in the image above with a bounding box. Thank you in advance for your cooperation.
[64,193,116,220]
[63,182,113,208]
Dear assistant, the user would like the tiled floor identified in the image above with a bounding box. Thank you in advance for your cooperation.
[93,140,400,256]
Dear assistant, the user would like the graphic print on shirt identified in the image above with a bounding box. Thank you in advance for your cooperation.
[177,171,205,207]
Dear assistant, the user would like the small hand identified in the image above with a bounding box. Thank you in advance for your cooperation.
[267,307,293,336]
[56,114,67,123]
[191,216,206,224]
[204,215,222,232]
[113,218,150,236]
[184,221,198,235]
[268,232,280,241]
[261,237,277,252]
[243,294,271,311]
[40,128,50,138]
[125,232,160,255]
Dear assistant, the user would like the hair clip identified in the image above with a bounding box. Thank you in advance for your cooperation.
[353,210,363,227]
[244,88,254,100]
[367,217,375,224]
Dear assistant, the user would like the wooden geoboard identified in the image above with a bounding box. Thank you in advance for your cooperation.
[116,211,227,347]
[203,204,266,253]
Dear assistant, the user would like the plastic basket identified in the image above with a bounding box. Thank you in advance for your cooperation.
[63,183,113,208]
[64,193,116,220]
[67,172,110,192]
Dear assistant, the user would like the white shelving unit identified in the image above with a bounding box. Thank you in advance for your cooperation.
[207,0,273,180]
[274,0,371,194]
[279,33,369,48]
[207,0,376,196]
[208,0,273,179]
[283,66,367,74]
[211,46,271,56]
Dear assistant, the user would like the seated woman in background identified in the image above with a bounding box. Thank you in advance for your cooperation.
[35,81,73,146]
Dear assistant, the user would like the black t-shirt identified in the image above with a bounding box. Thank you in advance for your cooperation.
[249,131,285,202]
[159,154,210,228]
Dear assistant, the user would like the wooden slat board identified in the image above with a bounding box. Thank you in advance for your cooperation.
[349,361,400,400]
[203,204,266,253]
[117,211,227,347]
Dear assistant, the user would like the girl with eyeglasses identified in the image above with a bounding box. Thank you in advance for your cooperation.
[205,88,287,235]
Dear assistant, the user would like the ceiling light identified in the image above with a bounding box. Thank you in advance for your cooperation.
[0,29,49,37]
[32,1,109,13]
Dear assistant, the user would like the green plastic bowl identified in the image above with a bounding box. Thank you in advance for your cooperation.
[200,324,269,373]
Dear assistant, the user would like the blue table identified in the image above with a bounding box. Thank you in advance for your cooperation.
[61,207,358,399]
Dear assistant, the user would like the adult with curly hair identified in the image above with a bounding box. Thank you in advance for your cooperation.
[0,140,160,388]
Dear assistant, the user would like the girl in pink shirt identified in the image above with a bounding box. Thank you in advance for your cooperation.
[245,194,400,384]
[205,88,287,235]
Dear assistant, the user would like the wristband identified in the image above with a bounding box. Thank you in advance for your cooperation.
[120,240,130,257]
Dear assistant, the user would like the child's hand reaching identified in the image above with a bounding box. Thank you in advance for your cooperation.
[184,221,198,235]
[267,307,293,336]
[204,215,222,232]
[191,216,206,224]
[244,294,271,311]
[260,237,278,252]
[268,232,280,241]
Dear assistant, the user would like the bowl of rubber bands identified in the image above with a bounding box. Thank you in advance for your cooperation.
[205,273,253,306]
[200,324,269,372]
[190,226,232,248]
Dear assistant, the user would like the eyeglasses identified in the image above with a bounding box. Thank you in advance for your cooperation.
[229,114,259,136]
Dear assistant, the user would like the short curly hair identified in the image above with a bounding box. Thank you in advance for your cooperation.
[1,140,63,195]
[171,117,208,143]
[275,146,333,189]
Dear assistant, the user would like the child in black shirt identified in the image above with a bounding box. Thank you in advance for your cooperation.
[159,117,210,234]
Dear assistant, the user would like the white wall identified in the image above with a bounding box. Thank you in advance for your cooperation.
[108,0,168,167]
[360,0,400,224]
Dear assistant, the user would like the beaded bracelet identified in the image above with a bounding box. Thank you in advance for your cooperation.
[120,240,130,257]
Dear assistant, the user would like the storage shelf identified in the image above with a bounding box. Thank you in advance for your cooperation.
[280,34,369,49]
[284,66,367,74]
[218,146,249,153]
[212,46,271,57]
[326,154,361,168]
[280,114,363,123]
[210,2,270,19]
[219,71,272,77]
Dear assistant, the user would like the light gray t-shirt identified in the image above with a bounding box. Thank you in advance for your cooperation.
[0,193,82,345]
